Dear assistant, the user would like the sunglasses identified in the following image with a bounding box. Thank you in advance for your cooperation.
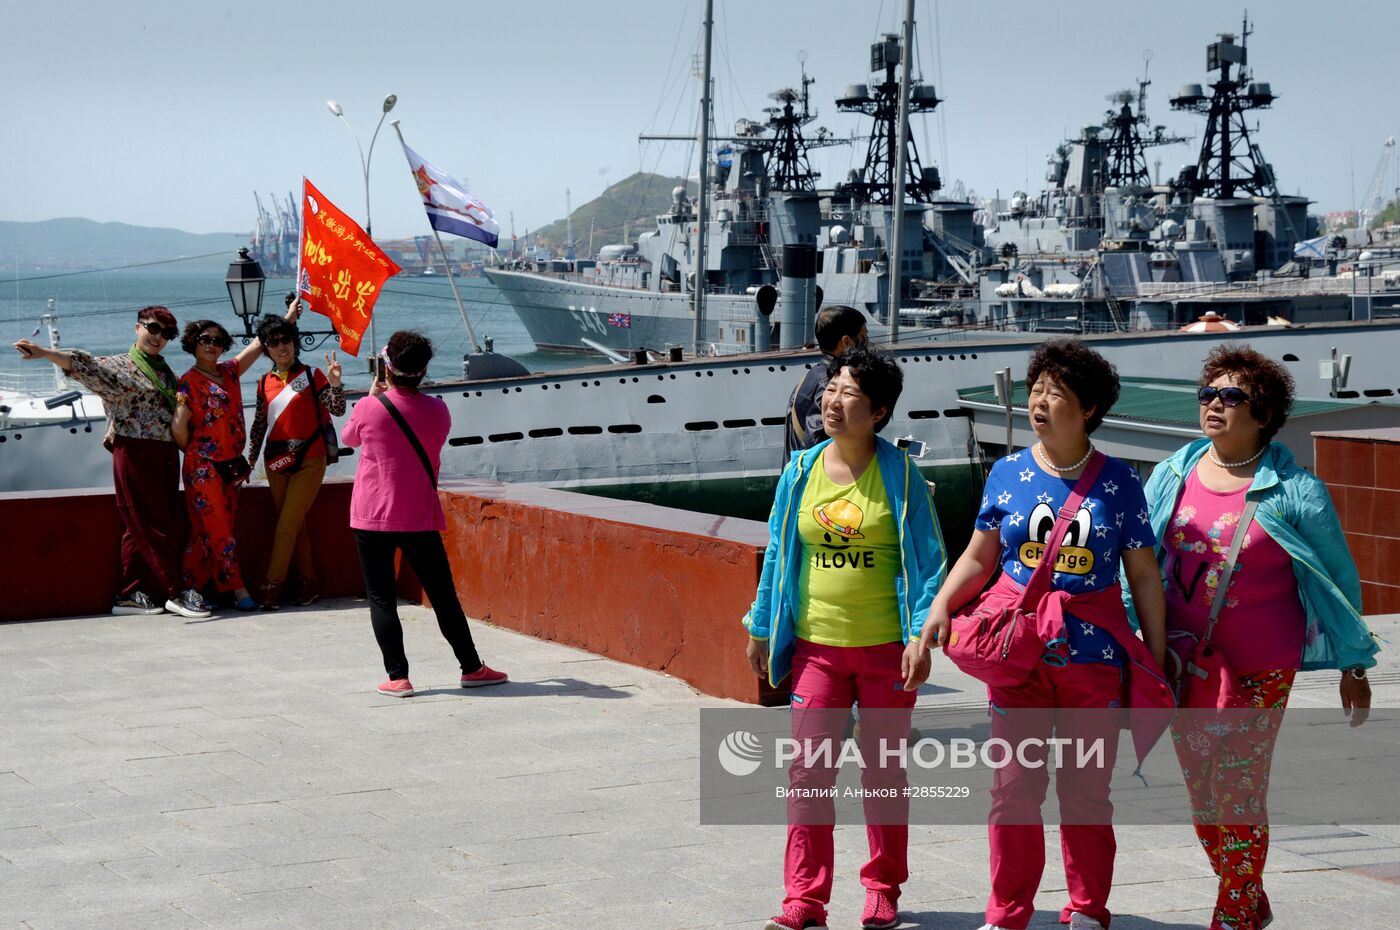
[1198,385,1251,408]
[196,333,232,349]
[263,335,294,348]
[141,321,179,340]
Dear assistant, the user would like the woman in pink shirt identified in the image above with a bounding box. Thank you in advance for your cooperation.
[1133,344,1376,930]
[341,330,507,697]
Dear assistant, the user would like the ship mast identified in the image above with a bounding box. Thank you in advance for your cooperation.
[692,0,714,356]
[1170,14,1277,199]
[1101,54,1189,190]
[836,23,940,204]
[887,0,915,343]
[565,188,576,262]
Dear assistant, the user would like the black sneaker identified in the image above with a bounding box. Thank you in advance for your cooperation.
[165,589,212,619]
[112,592,164,616]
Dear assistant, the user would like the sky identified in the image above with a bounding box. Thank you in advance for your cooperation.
[4,0,1398,242]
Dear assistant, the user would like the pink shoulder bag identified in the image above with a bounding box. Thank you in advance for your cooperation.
[946,451,1106,687]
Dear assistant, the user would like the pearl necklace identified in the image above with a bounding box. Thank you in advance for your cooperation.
[1036,441,1094,473]
[1207,444,1265,469]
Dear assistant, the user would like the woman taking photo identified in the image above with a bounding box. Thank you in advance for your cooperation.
[1133,344,1378,930]
[172,316,281,612]
[247,310,346,610]
[743,348,946,930]
[922,338,1171,930]
[342,330,506,697]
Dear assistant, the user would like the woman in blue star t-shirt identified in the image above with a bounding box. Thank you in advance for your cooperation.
[919,339,1169,930]
[976,448,1155,666]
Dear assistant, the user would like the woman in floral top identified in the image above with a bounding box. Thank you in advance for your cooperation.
[172,312,289,611]
[13,306,211,619]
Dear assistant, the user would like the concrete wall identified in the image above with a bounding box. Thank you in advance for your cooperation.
[1315,429,1400,614]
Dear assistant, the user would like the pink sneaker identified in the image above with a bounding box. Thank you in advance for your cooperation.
[377,678,414,697]
[765,903,828,930]
[460,665,508,688]
[861,889,899,929]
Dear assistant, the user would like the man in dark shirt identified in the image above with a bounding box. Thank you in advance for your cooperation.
[782,304,868,462]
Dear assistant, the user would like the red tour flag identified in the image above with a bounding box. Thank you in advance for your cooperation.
[296,178,401,356]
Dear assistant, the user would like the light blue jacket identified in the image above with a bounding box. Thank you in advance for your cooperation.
[742,436,948,686]
[1126,438,1379,671]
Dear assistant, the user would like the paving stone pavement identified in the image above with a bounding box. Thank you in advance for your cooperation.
[1,603,1397,930]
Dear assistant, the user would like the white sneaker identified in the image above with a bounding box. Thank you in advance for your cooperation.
[1068,914,1106,930]
[165,589,211,619]
[977,924,1012,930]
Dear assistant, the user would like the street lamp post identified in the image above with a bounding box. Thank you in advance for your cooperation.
[326,93,397,359]
[225,247,267,339]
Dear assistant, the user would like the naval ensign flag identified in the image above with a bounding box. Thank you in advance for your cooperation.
[399,141,500,249]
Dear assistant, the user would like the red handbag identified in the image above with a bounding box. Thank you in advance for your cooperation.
[1166,499,1258,709]
[946,452,1106,688]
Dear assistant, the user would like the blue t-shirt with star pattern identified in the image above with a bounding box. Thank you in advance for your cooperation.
[975,450,1156,666]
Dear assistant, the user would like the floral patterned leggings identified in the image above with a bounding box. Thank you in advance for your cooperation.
[1171,668,1295,930]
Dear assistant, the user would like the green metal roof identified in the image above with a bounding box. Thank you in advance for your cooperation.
[957,377,1360,429]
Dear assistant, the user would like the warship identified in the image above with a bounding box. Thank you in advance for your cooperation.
[3,8,1398,541]
[490,16,1393,352]
[484,27,987,356]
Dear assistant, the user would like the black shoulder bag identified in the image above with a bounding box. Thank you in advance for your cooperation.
[375,394,437,489]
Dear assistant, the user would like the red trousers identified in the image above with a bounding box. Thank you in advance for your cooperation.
[782,639,917,920]
[986,661,1124,930]
[111,436,184,600]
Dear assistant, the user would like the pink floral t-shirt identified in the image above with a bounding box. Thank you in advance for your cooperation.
[1163,467,1306,672]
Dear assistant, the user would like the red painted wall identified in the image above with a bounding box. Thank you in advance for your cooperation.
[0,479,360,622]
[1315,429,1400,615]
[0,476,782,704]
[414,478,779,705]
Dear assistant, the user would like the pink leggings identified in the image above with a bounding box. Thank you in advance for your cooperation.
[782,639,917,918]
[986,661,1124,930]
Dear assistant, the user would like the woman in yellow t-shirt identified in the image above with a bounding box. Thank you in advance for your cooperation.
[743,348,948,930]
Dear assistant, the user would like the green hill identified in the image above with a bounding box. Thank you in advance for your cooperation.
[0,218,247,270]
[530,172,695,254]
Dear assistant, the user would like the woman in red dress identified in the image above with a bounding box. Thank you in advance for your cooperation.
[172,310,292,611]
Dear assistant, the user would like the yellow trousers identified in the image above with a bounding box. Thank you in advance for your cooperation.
[264,456,327,585]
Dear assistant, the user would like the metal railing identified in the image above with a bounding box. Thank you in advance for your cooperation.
[1136,277,1400,299]
[0,370,64,395]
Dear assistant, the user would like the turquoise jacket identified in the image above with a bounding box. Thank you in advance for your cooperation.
[742,436,948,686]
[1126,439,1379,672]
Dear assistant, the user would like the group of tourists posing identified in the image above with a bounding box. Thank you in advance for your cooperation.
[751,316,1378,930]
[13,305,504,696]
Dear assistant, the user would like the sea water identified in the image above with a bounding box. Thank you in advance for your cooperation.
[1,266,578,395]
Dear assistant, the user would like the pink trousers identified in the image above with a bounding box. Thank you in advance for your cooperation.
[782,639,917,918]
[986,660,1124,930]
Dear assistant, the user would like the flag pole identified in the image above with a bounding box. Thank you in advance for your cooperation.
[391,121,482,354]
[430,228,481,354]
[293,177,306,337]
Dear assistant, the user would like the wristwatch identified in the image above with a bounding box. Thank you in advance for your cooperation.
[1344,667,1368,681]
